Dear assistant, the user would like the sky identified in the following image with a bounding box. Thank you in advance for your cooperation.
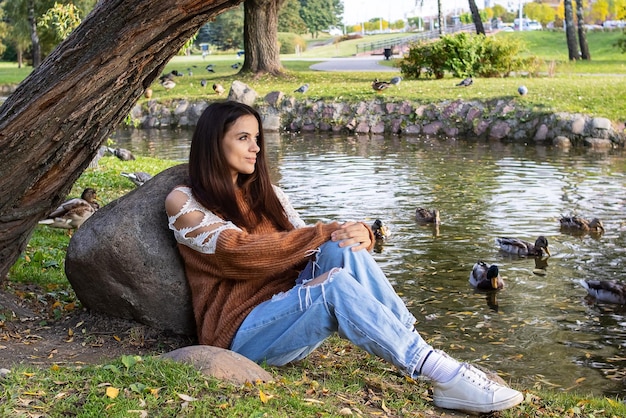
[343,0,472,25]
[341,0,513,26]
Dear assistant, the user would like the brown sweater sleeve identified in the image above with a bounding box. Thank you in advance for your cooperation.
[213,221,341,280]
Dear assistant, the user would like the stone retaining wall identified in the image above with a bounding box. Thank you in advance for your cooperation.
[129,92,625,149]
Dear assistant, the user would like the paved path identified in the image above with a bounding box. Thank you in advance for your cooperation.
[307,55,401,72]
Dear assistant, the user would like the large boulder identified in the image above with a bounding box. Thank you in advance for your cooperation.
[65,164,195,336]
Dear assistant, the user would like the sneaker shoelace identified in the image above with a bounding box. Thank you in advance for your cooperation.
[461,366,497,391]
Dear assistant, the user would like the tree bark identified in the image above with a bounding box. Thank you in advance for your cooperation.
[0,0,241,281]
[575,0,591,60]
[241,0,285,75]
[468,0,485,35]
[564,0,579,60]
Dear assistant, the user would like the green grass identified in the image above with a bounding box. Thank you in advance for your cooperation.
[2,335,625,417]
[2,32,625,121]
[143,56,625,121]
[0,62,33,84]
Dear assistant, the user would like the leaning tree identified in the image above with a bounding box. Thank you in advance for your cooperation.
[0,0,243,281]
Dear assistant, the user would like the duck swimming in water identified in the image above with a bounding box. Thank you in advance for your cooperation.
[415,207,440,224]
[371,219,389,241]
[469,261,504,290]
[579,279,626,305]
[496,236,550,257]
[559,215,604,234]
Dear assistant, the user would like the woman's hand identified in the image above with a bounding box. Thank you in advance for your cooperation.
[331,221,372,252]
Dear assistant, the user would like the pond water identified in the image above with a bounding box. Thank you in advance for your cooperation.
[111,128,626,398]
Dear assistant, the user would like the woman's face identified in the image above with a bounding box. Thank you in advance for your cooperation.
[222,114,261,183]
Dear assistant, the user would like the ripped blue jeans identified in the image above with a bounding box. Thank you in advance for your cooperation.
[230,240,431,379]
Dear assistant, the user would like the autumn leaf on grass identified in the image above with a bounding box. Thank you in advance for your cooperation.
[259,389,275,403]
[178,394,198,402]
[106,386,120,399]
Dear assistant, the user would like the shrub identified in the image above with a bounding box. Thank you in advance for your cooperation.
[438,32,484,78]
[399,32,540,79]
[399,41,446,79]
[277,32,307,54]
[477,35,525,77]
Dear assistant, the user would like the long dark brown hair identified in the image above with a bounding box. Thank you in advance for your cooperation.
[188,101,293,231]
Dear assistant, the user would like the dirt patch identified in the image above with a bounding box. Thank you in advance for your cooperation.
[0,284,193,369]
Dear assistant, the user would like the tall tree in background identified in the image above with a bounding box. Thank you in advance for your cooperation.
[575,0,590,60]
[298,0,342,38]
[202,4,244,50]
[27,0,41,67]
[563,0,579,60]
[437,0,444,35]
[468,0,485,35]
[278,0,307,34]
[241,0,285,75]
[0,0,241,282]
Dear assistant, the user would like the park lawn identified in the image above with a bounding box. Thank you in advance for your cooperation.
[2,32,624,121]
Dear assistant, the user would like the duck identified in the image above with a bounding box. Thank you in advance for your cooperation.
[213,83,225,96]
[469,261,504,290]
[559,215,604,234]
[496,235,551,257]
[371,219,389,241]
[372,79,391,92]
[161,79,176,90]
[106,147,135,161]
[579,279,626,305]
[120,171,152,187]
[38,188,100,231]
[456,77,473,87]
[415,207,440,224]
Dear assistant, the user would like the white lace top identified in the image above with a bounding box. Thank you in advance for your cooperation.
[167,185,306,255]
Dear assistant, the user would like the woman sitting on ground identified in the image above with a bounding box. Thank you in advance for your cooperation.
[165,101,524,415]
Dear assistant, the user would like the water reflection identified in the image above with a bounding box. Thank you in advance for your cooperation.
[111,128,626,397]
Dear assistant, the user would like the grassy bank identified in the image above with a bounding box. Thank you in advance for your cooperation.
[2,334,626,417]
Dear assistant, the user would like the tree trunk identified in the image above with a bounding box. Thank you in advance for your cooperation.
[575,0,591,60]
[241,0,285,75]
[28,0,41,68]
[0,0,241,281]
[564,0,579,60]
[17,48,23,69]
[468,0,485,35]
[437,0,444,35]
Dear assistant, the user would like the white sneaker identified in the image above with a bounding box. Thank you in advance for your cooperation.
[432,363,523,414]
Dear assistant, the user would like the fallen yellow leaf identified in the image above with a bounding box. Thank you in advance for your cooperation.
[106,387,119,399]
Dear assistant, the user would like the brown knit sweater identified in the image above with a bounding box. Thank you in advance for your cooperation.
[177,193,342,349]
